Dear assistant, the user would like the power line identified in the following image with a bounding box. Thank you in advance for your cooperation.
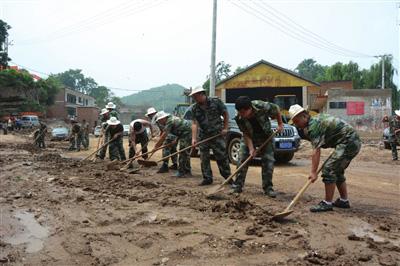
[254,0,373,58]
[230,0,375,58]
[9,61,50,76]
[15,0,165,45]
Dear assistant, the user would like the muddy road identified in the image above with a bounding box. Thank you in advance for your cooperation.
[0,134,399,265]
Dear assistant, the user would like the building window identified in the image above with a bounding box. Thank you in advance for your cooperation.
[329,102,346,109]
[85,99,89,106]
[66,93,76,104]
[78,97,82,103]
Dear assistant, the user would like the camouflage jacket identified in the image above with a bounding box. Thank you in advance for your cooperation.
[164,115,191,137]
[305,114,358,149]
[71,124,82,135]
[388,115,400,137]
[191,97,227,136]
[235,100,279,140]
[108,110,119,119]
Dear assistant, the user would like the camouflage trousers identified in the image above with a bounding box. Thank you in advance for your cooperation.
[199,134,231,181]
[82,132,89,149]
[162,134,178,165]
[234,139,275,192]
[177,134,191,174]
[69,133,83,151]
[34,131,45,148]
[389,135,399,160]
[109,137,126,161]
[129,132,149,159]
[321,134,361,184]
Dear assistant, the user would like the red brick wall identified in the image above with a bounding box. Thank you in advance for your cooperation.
[320,81,353,95]
[77,107,100,131]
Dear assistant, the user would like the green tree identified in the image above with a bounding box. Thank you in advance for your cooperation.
[294,58,326,82]
[51,69,97,94]
[0,20,11,68]
[203,61,233,94]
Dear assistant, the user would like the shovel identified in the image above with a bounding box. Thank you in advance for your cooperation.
[206,131,277,197]
[272,151,334,221]
[81,137,116,161]
[119,141,176,170]
[137,134,222,167]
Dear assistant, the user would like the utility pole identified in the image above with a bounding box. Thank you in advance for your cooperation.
[374,54,386,89]
[209,0,217,97]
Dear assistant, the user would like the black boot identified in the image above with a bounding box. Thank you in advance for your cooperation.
[157,163,169,173]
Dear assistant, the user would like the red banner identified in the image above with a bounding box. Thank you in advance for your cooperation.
[347,101,364,115]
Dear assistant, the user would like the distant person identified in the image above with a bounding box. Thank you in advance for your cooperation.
[69,119,83,152]
[82,119,90,150]
[105,117,126,161]
[383,110,400,161]
[146,107,178,173]
[190,86,231,186]
[34,122,47,148]
[97,108,110,160]
[128,118,155,160]
[289,104,361,212]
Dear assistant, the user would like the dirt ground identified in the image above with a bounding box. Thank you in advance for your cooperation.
[0,133,399,266]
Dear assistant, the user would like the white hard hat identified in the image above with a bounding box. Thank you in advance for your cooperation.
[289,104,306,120]
[146,107,157,117]
[107,116,121,125]
[100,108,109,115]
[395,110,400,117]
[105,102,116,109]
[156,111,170,122]
[189,86,206,96]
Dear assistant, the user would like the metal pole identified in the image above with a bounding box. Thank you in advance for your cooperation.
[209,0,217,97]
[382,55,385,89]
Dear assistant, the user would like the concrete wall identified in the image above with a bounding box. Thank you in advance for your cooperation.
[325,89,392,131]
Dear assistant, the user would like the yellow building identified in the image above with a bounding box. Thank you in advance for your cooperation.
[216,60,322,113]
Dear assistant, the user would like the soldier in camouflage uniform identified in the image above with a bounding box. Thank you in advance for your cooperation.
[231,96,284,197]
[289,104,361,212]
[190,86,231,186]
[146,107,178,173]
[34,122,47,148]
[155,111,191,177]
[106,102,119,119]
[82,119,90,149]
[129,119,154,159]
[69,119,83,151]
[105,117,126,161]
[97,109,110,160]
[383,110,400,160]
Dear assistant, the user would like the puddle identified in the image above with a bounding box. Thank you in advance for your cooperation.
[4,210,49,253]
[349,220,400,246]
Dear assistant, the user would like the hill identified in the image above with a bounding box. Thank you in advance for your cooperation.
[121,83,187,113]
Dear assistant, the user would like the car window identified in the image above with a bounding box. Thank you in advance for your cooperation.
[225,104,237,119]
[22,117,30,121]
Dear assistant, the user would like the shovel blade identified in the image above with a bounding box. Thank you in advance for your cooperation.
[205,185,224,197]
[137,159,158,167]
[272,210,294,221]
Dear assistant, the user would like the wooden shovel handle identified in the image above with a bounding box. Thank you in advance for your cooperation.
[156,133,222,163]
[284,151,335,211]
[220,131,277,186]
[82,137,115,161]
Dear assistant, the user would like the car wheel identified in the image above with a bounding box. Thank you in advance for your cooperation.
[228,137,241,165]
[275,152,294,163]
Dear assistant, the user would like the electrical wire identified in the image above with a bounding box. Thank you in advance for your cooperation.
[230,0,375,58]
[16,0,165,45]
[255,0,374,58]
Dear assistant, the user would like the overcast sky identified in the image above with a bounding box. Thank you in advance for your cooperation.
[3,0,399,97]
